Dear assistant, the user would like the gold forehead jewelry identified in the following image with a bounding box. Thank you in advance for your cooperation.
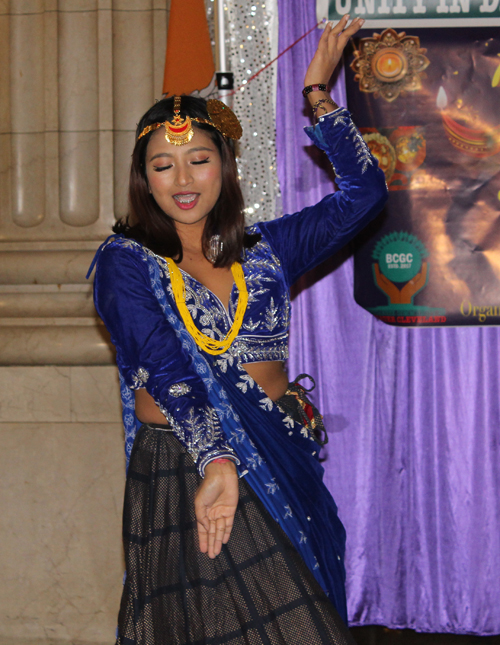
[137,96,242,144]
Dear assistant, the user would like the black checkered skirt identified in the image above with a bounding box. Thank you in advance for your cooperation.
[117,425,356,645]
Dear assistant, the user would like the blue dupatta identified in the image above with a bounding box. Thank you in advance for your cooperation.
[113,250,349,622]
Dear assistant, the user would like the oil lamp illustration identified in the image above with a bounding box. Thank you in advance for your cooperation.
[351,29,430,103]
[436,85,500,158]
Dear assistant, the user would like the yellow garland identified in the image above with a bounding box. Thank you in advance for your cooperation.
[165,257,248,355]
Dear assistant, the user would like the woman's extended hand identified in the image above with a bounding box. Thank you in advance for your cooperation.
[304,15,365,89]
[194,459,239,558]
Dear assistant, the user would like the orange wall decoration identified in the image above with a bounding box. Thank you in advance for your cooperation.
[162,0,215,96]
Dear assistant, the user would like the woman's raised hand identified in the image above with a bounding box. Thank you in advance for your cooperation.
[304,15,365,90]
[195,459,239,559]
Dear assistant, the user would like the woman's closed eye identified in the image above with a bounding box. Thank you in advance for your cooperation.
[153,157,210,172]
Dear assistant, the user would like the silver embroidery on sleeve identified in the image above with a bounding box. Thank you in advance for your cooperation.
[332,113,348,128]
[131,367,149,389]
[353,126,373,174]
[326,108,374,174]
[159,403,239,476]
[168,382,192,398]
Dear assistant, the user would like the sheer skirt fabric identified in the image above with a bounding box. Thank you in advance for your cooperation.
[117,425,355,645]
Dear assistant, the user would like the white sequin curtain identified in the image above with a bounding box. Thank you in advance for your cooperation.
[206,0,282,224]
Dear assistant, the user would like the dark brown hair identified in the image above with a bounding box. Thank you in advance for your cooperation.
[113,96,260,267]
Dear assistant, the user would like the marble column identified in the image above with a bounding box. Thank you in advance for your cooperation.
[58,0,100,227]
[112,0,167,220]
[0,0,169,365]
[9,0,46,229]
[0,2,169,644]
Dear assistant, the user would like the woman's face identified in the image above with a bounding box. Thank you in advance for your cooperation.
[145,126,222,228]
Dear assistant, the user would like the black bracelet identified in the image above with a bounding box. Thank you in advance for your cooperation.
[302,84,328,97]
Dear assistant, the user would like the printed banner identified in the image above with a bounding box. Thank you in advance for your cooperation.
[347,27,500,326]
[316,0,500,27]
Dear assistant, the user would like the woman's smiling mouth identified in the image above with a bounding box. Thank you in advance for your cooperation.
[173,193,200,209]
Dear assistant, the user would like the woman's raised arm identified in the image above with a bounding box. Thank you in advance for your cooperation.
[304,15,365,116]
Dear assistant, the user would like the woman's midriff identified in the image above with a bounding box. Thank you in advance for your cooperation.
[134,361,289,424]
[242,361,289,400]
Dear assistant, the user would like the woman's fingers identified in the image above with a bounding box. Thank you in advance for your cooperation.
[198,502,236,558]
[318,18,335,45]
[195,493,211,553]
[324,15,364,45]
[340,16,365,38]
[208,516,228,558]
[313,16,364,69]
[329,13,350,36]
[197,520,209,553]
[325,16,364,58]
[222,515,234,544]
[329,17,362,41]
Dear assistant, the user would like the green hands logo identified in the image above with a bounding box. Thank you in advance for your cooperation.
[373,232,428,300]
[368,231,446,321]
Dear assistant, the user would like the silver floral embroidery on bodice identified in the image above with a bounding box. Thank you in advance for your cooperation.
[169,278,229,342]
[169,235,291,369]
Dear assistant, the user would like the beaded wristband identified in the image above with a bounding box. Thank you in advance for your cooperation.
[302,83,328,97]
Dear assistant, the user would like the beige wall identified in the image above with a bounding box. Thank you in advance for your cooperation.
[0,2,169,644]
[0,367,125,645]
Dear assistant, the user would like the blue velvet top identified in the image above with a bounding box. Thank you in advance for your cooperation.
[93,108,387,477]
[91,108,387,619]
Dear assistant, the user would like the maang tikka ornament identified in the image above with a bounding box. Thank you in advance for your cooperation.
[137,96,242,143]
[164,96,195,145]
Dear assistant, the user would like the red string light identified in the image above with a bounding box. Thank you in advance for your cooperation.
[225,19,326,96]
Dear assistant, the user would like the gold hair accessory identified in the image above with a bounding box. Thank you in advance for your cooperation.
[165,257,248,355]
[137,96,242,143]
[205,99,242,140]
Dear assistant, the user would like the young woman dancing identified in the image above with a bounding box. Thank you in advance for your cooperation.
[91,15,386,645]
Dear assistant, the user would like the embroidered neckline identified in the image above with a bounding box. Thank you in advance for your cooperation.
[165,258,249,355]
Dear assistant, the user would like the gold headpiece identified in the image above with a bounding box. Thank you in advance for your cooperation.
[137,96,242,144]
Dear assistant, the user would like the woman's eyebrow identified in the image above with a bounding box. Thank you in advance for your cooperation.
[149,152,173,161]
[149,146,214,162]
[186,146,214,154]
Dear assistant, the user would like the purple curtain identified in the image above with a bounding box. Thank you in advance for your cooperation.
[276,1,500,635]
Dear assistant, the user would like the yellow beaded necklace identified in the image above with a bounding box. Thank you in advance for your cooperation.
[165,257,248,355]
